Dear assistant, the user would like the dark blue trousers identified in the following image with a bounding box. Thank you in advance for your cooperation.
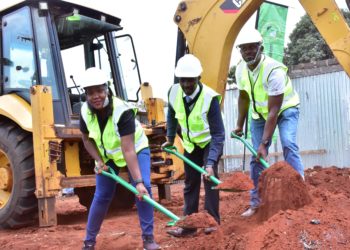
[84,148,154,244]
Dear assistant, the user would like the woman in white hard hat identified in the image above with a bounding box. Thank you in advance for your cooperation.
[79,67,160,250]
[162,54,225,237]
[233,29,304,217]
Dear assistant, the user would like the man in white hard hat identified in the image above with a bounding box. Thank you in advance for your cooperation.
[233,29,304,217]
[162,54,225,237]
[79,67,160,250]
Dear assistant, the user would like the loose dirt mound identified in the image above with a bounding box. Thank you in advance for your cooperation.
[1,166,350,250]
[215,171,254,191]
[306,166,350,198]
[176,211,218,229]
[257,161,312,221]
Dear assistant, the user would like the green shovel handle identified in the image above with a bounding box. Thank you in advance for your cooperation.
[163,146,222,185]
[230,132,269,169]
[101,167,180,222]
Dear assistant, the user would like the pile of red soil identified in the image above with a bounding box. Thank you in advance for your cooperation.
[176,211,219,229]
[306,166,350,198]
[1,166,350,250]
[215,171,254,191]
[257,161,312,221]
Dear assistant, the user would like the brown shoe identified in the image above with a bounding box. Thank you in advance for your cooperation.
[204,227,217,234]
[166,227,197,237]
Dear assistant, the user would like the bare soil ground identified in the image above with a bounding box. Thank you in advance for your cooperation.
[0,166,349,250]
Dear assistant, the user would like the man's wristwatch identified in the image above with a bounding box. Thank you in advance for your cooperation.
[134,178,144,184]
[261,139,270,147]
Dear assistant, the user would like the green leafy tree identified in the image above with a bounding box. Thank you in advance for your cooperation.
[283,10,350,66]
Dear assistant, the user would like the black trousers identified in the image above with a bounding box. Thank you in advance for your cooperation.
[183,144,220,224]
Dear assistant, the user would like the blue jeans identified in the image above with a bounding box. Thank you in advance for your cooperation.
[84,148,154,244]
[249,107,304,208]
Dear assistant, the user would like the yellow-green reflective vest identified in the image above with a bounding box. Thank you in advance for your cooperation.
[81,97,148,167]
[236,56,299,120]
[168,83,222,153]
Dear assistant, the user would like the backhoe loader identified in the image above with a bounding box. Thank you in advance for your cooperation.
[0,0,184,229]
[173,0,350,98]
[1,0,349,229]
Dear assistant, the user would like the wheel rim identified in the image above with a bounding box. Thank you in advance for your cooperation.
[0,149,12,209]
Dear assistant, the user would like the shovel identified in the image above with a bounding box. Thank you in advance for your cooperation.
[101,167,180,226]
[163,146,249,192]
[230,132,269,169]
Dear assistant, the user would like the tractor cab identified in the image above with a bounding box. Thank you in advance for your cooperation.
[1,0,141,128]
[0,0,146,228]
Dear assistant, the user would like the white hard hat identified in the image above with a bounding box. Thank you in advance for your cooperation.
[175,54,203,78]
[80,67,109,89]
[236,29,263,47]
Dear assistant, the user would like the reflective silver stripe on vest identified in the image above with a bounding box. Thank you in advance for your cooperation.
[169,84,180,108]
[105,147,122,155]
[112,99,137,137]
[192,134,211,143]
[181,127,210,137]
[81,102,89,124]
[253,92,296,108]
[105,132,145,155]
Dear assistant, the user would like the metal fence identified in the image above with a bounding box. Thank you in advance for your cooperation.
[222,63,350,172]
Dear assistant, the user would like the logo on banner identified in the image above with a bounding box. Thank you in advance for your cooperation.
[261,22,280,42]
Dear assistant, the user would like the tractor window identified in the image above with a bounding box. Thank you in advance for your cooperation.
[92,37,116,95]
[2,7,37,97]
[56,13,122,114]
[60,36,114,114]
[114,35,142,102]
[61,44,85,94]
[60,43,88,115]
[32,8,59,100]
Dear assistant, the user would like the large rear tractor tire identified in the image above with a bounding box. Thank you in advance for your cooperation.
[0,121,37,228]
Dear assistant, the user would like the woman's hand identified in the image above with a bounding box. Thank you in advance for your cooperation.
[161,140,174,149]
[135,183,149,200]
[94,161,108,174]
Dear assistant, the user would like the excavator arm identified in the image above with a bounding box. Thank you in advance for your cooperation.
[174,0,264,99]
[299,0,350,77]
[174,0,350,98]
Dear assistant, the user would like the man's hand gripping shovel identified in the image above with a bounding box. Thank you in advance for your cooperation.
[230,132,269,169]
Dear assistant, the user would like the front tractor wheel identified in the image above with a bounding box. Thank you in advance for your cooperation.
[0,121,37,228]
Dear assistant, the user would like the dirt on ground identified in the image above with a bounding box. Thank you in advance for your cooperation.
[176,211,218,229]
[257,161,312,222]
[215,172,254,191]
[1,166,350,249]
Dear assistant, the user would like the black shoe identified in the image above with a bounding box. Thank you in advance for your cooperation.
[166,227,197,238]
[143,235,161,250]
[82,241,95,250]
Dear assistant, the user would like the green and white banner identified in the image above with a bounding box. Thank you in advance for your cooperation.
[256,1,288,63]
